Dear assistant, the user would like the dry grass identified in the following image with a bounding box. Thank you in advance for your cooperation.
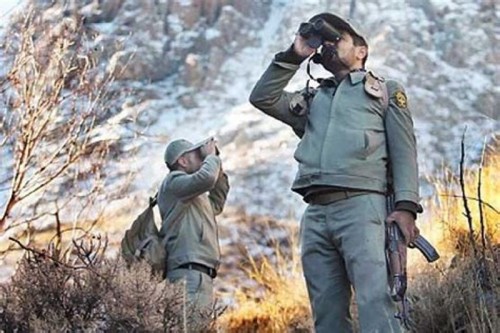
[417,150,499,258]
[219,222,312,332]
[1,150,497,332]
[221,145,499,332]
[408,145,499,333]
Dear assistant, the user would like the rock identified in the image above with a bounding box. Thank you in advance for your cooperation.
[107,47,172,81]
[178,94,198,108]
[202,0,228,25]
[181,53,205,88]
[81,0,125,24]
[473,90,499,120]
[211,6,252,49]
[167,0,204,30]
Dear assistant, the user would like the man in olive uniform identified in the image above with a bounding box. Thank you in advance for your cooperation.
[249,13,420,333]
[158,138,229,318]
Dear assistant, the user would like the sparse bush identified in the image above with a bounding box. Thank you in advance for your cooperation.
[409,140,499,332]
[0,236,219,332]
[0,4,128,253]
[411,253,499,332]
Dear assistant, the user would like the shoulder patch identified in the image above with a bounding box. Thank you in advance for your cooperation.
[393,91,407,108]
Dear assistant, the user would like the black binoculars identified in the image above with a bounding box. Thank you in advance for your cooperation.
[298,19,341,48]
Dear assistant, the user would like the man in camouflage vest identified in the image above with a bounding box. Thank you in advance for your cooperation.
[250,12,420,333]
[158,137,229,325]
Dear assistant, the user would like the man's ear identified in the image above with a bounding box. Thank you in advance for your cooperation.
[356,45,367,62]
[177,155,188,169]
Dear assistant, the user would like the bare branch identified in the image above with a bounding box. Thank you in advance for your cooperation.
[439,194,500,214]
[0,7,123,236]
[477,139,486,257]
[459,127,478,258]
[8,236,101,274]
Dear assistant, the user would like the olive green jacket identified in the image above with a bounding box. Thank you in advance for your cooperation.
[249,59,419,205]
[158,155,229,271]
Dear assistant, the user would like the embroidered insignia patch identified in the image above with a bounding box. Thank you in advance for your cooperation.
[394,91,407,108]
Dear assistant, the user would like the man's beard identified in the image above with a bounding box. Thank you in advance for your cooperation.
[320,45,349,75]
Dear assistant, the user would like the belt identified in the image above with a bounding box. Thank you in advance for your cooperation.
[306,190,370,205]
[178,263,217,279]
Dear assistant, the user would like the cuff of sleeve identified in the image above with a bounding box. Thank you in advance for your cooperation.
[274,44,307,65]
[395,201,418,219]
[394,190,419,204]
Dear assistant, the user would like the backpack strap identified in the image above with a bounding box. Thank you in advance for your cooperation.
[149,192,158,207]
[135,235,157,257]
[156,189,188,250]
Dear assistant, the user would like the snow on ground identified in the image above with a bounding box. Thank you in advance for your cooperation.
[1,0,498,223]
[126,0,498,220]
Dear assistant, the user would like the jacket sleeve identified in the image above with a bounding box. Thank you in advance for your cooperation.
[385,80,419,206]
[208,169,230,215]
[249,52,307,135]
[168,155,221,201]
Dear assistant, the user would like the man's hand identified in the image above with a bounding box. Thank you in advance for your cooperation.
[293,34,316,58]
[386,210,420,246]
[200,139,217,158]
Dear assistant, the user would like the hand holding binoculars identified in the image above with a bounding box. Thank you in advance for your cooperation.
[298,18,341,49]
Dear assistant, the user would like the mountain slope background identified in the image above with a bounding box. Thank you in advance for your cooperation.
[0,0,498,278]
[1,0,498,219]
[0,2,498,331]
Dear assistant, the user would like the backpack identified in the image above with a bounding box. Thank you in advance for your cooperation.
[120,194,166,275]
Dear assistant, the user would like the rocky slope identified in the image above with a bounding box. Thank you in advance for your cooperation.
[1,0,498,221]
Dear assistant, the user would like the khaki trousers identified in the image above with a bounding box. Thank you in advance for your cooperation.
[300,193,401,333]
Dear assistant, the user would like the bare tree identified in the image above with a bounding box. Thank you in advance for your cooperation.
[0,8,125,249]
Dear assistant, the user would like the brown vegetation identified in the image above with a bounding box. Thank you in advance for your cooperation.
[219,224,312,332]
[0,235,220,332]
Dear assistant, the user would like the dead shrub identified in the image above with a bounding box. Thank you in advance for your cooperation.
[0,236,219,332]
[409,137,499,332]
[410,252,499,332]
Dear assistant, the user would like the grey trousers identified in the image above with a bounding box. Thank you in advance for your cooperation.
[300,193,401,333]
[167,268,214,328]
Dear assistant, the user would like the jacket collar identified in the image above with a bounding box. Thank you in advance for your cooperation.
[349,70,366,85]
[319,69,366,87]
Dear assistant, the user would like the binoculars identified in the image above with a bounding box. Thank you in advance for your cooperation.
[298,19,341,48]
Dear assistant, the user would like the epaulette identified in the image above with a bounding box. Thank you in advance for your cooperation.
[364,71,386,99]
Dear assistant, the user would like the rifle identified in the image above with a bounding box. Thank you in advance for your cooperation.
[386,195,439,330]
